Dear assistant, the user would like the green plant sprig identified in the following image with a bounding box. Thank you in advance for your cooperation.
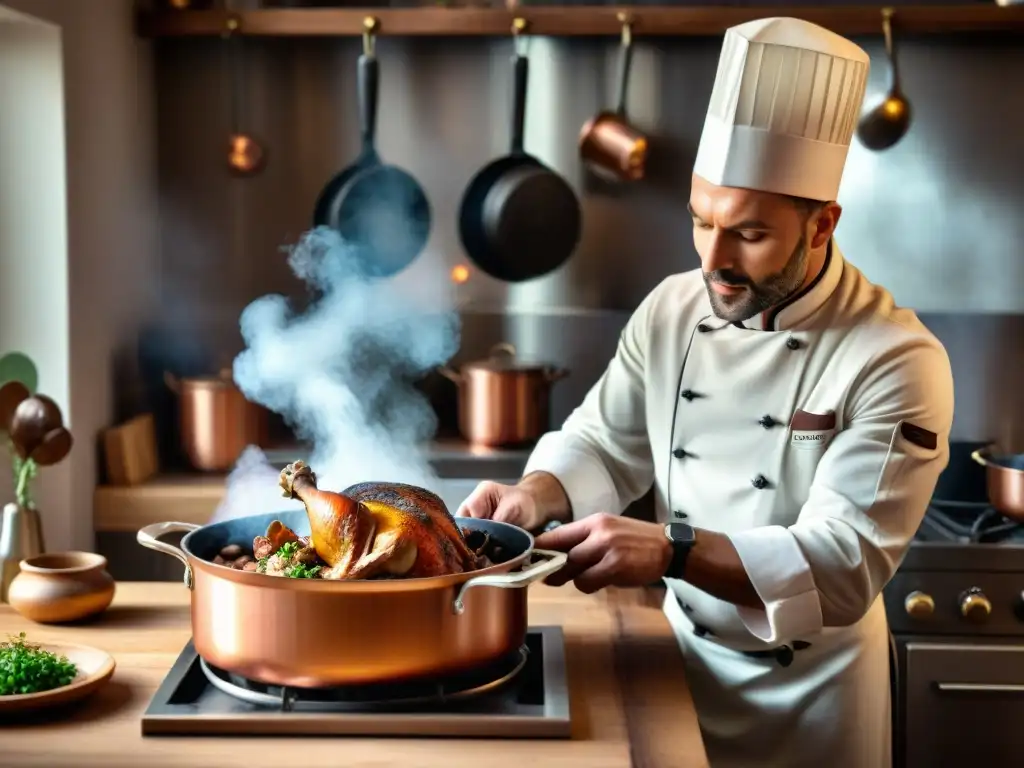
[8,438,38,509]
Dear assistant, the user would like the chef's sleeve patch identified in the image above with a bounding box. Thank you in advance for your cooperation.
[900,421,937,451]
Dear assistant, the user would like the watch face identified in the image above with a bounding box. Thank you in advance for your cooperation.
[665,522,695,544]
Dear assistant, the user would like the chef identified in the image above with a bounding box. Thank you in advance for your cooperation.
[457,16,955,768]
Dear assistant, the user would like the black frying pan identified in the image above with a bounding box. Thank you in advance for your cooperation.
[458,47,581,283]
[312,37,430,278]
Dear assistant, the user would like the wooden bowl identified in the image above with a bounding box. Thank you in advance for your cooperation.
[0,641,115,714]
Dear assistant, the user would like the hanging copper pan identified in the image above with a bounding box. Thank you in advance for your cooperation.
[579,13,648,182]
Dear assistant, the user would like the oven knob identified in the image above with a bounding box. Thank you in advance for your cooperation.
[959,587,992,622]
[904,591,935,618]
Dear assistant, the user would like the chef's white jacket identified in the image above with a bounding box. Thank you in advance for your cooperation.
[524,242,954,767]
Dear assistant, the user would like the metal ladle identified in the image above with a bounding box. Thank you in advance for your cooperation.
[857,8,912,151]
[223,14,265,176]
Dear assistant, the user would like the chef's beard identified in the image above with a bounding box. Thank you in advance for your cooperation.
[703,235,808,323]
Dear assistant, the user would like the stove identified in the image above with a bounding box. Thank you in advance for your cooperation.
[917,500,1024,544]
[142,626,571,738]
[883,501,1024,768]
[898,501,1024,571]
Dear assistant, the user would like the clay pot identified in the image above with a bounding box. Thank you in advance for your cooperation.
[7,552,116,624]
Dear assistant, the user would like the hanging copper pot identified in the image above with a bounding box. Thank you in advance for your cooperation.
[579,13,648,182]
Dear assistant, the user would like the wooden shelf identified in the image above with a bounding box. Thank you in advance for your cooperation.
[137,5,1024,38]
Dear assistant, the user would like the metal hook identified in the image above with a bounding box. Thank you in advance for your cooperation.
[363,16,379,58]
[512,16,528,55]
[617,11,633,48]
[221,13,241,40]
[880,8,895,62]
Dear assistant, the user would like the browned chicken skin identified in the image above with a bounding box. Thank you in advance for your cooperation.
[278,460,482,579]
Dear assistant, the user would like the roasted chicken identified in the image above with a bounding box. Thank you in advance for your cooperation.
[273,460,483,579]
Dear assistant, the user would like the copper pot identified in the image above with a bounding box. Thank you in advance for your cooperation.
[136,512,566,687]
[440,343,569,448]
[578,14,648,182]
[164,370,268,472]
[971,447,1024,521]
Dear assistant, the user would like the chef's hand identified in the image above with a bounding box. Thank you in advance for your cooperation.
[534,513,671,594]
[456,480,545,531]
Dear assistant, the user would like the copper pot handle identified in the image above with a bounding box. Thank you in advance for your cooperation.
[439,365,461,384]
[489,342,517,359]
[614,13,634,118]
[137,521,201,589]
[439,343,517,383]
[452,548,567,615]
[164,370,235,392]
[971,449,989,467]
[545,366,570,383]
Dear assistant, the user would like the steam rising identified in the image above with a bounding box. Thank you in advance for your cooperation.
[211,227,459,522]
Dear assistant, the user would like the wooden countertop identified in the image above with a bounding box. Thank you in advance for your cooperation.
[1,582,708,768]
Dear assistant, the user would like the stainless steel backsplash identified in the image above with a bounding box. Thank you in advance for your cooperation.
[149,32,1024,448]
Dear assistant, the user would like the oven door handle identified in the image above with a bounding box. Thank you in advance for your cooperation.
[936,682,1024,693]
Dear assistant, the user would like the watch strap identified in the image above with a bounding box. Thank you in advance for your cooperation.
[664,523,694,580]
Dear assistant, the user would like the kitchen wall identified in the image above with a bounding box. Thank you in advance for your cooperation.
[0,0,158,552]
[0,7,1020,560]
[149,27,1024,449]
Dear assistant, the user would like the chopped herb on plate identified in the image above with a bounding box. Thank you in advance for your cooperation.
[0,632,78,696]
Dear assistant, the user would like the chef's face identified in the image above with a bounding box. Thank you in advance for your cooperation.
[689,174,840,322]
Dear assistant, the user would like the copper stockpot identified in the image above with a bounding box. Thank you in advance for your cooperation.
[136,512,566,687]
[578,14,648,182]
[972,447,1024,521]
[440,343,569,448]
[164,370,268,472]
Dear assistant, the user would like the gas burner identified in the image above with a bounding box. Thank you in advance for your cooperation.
[200,646,529,712]
[922,500,1023,543]
[142,626,572,738]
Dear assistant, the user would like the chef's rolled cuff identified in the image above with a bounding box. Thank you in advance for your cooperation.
[726,399,950,645]
[728,525,824,644]
[524,432,622,520]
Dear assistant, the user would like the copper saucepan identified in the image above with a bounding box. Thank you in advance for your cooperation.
[137,511,566,688]
[971,446,1024,522]
[578,13,648,182]
[441,343,570,448]
[164,369,268,472]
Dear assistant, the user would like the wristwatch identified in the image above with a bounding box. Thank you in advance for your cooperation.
[663,522,696,580]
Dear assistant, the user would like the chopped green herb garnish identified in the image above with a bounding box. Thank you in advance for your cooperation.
[0,632,77,696]
[284,562,321,579]
[256,541,321,578]
[277,541,300,559]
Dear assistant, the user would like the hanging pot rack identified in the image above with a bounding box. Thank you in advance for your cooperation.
[139,5,1024,39]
